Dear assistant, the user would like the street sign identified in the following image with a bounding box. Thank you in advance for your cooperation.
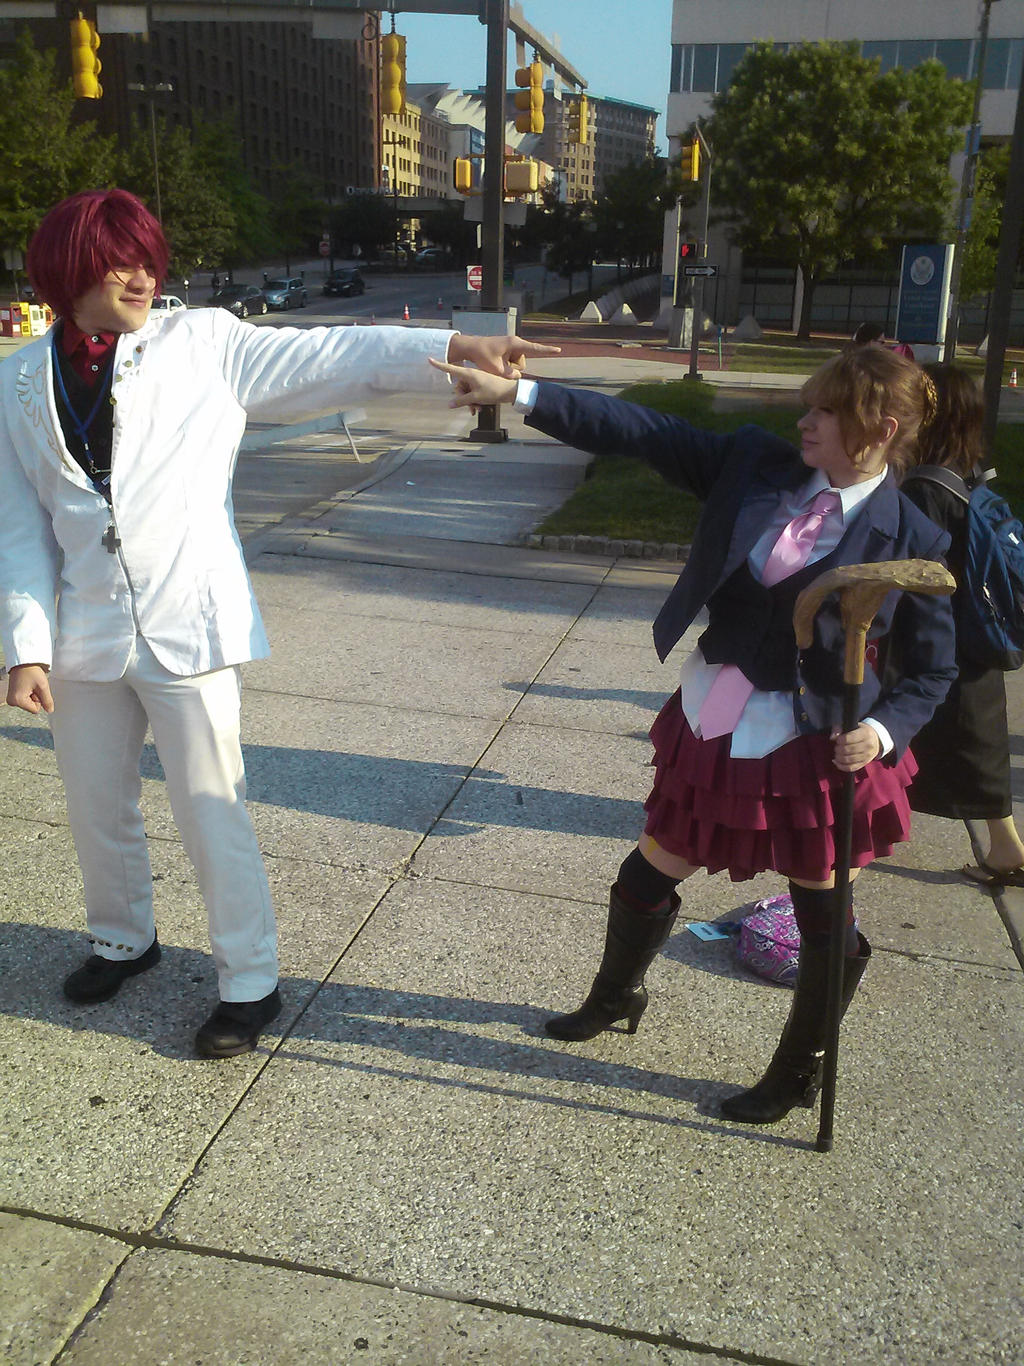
[318,241,330,257]
[466,264,483,291]
[683,264,718,277]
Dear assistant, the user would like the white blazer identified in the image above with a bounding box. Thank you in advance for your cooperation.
[0,310,453,681]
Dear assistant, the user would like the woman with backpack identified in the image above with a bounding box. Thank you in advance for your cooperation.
[902,364,1024,886]
[432,344,957,1126]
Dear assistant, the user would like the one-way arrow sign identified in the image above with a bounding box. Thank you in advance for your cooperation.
[683,264,718,277]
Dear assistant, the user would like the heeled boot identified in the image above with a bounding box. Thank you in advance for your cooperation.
[719,932,871,1125]
[544,886,680,1041]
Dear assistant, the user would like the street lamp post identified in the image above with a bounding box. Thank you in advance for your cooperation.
[126,82,174,223]
[945,0,1001,358]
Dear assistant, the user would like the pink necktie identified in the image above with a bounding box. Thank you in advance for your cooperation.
[697,490,841,741]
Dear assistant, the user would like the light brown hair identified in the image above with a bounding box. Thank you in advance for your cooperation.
[914,363,984,479]
[800,347,935,480]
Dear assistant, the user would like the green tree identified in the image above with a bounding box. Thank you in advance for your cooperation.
[593,158,669,274]
[118,114,235,279]
[962,144,1022,302]
[269,166,324,271]
[0,30,116,268]
[707,42,973,338]
[537,184,597,295]
[328,192,397,258]
[191,117,275,267]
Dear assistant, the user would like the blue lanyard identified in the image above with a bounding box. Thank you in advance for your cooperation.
[51,334,113,495]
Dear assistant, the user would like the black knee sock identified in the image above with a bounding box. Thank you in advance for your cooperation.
[616,848,679,915]
[787,882,860,956]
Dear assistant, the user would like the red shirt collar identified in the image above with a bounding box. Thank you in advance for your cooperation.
[61,321,119,385]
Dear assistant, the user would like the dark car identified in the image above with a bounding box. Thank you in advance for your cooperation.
[263,276,307,310]
[209,283,268,319]
[322,267,366,298]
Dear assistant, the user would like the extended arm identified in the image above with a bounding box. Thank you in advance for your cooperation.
[432,360,747,502]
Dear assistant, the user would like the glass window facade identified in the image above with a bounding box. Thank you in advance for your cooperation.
[670,36,1019,95]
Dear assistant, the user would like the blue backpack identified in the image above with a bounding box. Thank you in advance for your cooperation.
[905,465,1024,671]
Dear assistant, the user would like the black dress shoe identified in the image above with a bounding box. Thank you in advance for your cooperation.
[63,938,161,1003]
[194,987,282,1059]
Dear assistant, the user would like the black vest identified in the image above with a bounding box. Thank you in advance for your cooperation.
[698,557,835,692]
[53,331,115,497]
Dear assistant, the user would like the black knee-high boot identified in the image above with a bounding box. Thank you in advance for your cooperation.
[544,885,680,1041]
[719,932,870,1124]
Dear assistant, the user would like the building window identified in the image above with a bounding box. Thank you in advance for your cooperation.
[692,44,718,92]
[934,39,971,81]
[862,40,897,74]
[984,37,1024,90]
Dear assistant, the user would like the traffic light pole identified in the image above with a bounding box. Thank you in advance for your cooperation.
[468,0,510,443]
[687,123,712,381]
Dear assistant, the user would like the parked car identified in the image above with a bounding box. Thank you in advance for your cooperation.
[373,246,412,269]
[414,247,450,267]
[209,283,268,318]
[150,294,186,313]
[322,267,365,298]
[263,276,307,310]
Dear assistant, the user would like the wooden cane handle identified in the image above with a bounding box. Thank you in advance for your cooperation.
[793,560,956,687]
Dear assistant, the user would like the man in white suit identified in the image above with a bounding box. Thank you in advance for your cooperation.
[0,188,551,1057]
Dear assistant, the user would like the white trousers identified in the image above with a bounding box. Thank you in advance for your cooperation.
[49,636,277,1001]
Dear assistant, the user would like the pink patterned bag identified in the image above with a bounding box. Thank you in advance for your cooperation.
[737,894,800,987]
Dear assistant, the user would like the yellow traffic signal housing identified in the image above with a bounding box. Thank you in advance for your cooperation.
[453,158,474,195]
[380,31,406,116]
[566,95,588,145]
[514,59,544,135]
[69,14,102,100]
[504,160,539,196]
[576,95,589,144]
[680,138,701,182]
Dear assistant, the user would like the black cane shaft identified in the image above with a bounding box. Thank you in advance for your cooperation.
[816,682,861,1153]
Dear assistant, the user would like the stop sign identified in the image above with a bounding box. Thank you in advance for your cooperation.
[466,264,483,291]
[319,240,330,257]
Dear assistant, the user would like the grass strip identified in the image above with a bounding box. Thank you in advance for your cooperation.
[535,379,1024,545]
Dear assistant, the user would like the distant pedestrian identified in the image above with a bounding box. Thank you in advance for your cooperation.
[903,363,1024,885]
[851,321,886,347]
[434,345,956,1127]
[0,187,557,1059]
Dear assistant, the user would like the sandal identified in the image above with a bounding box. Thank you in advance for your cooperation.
[961,861,1024,889]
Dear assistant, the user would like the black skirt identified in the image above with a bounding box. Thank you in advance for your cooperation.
[908,664,1013,819]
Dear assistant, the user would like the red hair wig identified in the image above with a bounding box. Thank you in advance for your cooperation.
[26,189,169,320]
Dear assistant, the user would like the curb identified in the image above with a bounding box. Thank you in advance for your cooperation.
[523,532,688,562]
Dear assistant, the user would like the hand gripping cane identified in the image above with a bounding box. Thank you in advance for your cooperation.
[793,560,955,1153]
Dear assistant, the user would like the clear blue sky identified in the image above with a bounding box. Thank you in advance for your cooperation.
[400,1,673,151]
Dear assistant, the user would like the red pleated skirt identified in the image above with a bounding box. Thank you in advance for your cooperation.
[643,690,918,884]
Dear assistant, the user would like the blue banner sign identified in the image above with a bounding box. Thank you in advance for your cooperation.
[895,244,954,345]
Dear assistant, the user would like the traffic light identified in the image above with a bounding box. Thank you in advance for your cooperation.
[514,59,544,135]
[679,240,700,260]
[504,159,539,195]
[453,158,473,195]
[69,13,102,100]
[566,94,589,145]
[380,30,406,116]
[680,138,701,182]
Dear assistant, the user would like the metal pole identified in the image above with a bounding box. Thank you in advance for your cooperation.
[687,123,712,380]
[469,0,509,443]
[149,100,162,224]
[983,60,1024,454]
[945,0,998,358]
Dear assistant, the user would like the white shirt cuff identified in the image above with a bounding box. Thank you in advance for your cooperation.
[863,717,894,757]
[514,378,539,413]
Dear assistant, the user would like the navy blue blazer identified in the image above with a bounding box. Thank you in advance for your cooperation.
[526,382,957,760]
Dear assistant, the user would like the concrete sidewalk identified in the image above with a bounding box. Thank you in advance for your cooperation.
[2,360,1023,1364]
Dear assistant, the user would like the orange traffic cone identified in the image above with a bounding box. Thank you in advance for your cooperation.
[403,303,410,320]
[1010,367,1019,388]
